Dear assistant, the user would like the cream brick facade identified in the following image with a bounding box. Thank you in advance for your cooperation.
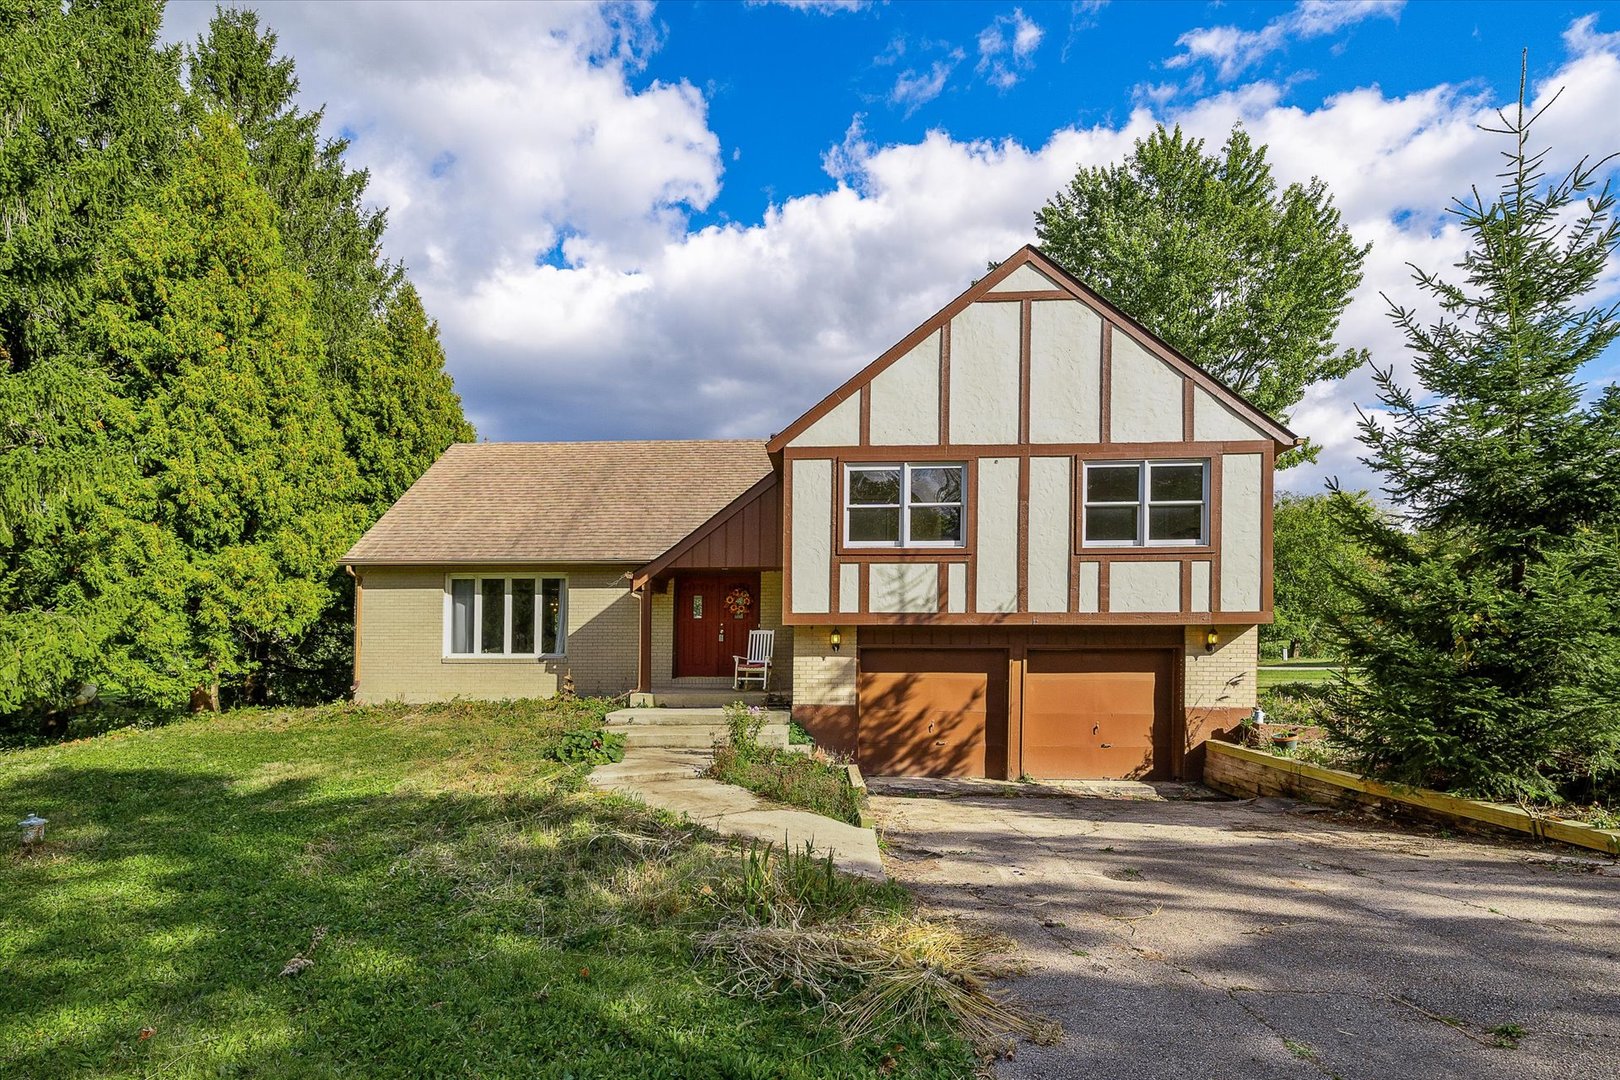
[355,564,639,704]
[1182,624,1259,714]
[792,624,858,706]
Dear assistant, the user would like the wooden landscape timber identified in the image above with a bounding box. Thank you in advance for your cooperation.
[1204,740,1620,857]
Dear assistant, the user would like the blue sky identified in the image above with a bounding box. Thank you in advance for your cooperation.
[648,1,1585,230]
[160,0,1620,495]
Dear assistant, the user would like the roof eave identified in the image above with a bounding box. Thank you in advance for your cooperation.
[342,556,644,568]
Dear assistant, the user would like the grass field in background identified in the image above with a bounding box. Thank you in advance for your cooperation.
[1258,662,1343,689]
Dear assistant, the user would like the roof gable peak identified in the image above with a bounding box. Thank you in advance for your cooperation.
[766,246,1295,452]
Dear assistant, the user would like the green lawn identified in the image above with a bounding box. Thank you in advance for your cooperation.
[1,700,975,1079]
[1258,662,1343,689]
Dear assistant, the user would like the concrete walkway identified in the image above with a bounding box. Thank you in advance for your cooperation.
[588,746,885,879]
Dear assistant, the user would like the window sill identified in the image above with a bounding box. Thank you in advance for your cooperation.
[441,655,565,664]
[1076,546,1215,558]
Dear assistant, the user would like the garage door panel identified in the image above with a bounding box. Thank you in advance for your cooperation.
[1023,650,1172,780]
[858,649,1005,778]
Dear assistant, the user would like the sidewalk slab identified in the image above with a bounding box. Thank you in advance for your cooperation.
[590,745,885,880]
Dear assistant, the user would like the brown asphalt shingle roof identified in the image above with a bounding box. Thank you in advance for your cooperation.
[342,440,773,566]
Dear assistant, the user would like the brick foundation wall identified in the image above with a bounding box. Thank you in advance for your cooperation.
[1180,624,1259,778]
[792,624,858,752]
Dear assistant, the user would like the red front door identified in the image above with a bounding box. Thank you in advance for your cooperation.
[674,573,761,678]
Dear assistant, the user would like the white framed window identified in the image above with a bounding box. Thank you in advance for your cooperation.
[844,462,966,548]
[444,575,566,657]
[1082,461,1207,547]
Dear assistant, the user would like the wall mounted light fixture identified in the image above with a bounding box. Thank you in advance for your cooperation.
[829,628,842,653]
[1205,628,1220,653]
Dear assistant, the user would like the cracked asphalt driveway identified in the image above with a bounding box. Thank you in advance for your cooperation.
[870,779,1620,1080]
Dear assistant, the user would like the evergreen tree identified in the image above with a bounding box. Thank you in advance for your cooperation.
[341,284,476,518]
[0,0,187,713]
[189,7,394,374]
[90,112,360,710]
[275,284,473,703]
[1328,73,1620,802]
[1036,126,1368,459]
[187,9,474,703]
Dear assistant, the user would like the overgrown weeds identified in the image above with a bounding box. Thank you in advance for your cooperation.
[710,743,866,825]
[550,727,626,765]
[700,843,1062,1055]
[708,701,866,825]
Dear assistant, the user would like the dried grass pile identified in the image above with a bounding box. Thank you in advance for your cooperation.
[700,847,1063,1056]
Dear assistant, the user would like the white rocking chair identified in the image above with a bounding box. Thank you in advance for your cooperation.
[733,629,775,691]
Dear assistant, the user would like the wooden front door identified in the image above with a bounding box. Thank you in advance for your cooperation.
[674,573,761,678]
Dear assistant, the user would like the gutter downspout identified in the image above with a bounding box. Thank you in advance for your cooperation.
[635,582,653,695]
[345,564,362,700]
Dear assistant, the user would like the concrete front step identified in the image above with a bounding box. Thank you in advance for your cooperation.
[592,747,710,786]
[606,707,791,749]
[628,689,780,708]
[606,707,790,726]
[616,725,789,749]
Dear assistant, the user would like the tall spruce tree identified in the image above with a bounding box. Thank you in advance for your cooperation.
[189,7,393,374]
[1328,72,1620,801]
[188,9,473,702]
[90,112,360,710]
[1036,126,1368,461]
[0,0,187,714]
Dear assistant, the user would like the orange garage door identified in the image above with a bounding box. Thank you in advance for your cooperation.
[1022,650,1173,780]
[857,649,1006,778]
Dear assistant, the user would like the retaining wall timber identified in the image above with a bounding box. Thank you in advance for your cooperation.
[1205,740,1620,857]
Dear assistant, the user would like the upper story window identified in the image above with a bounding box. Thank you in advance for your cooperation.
[1082,461,1207,547]
[845,462,966,548]
[446,575,565,657]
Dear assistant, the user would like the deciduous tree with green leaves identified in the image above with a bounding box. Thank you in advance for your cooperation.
[1266,492,1374,658]
[1327,73,1620,802]
[1036,125,1368,459]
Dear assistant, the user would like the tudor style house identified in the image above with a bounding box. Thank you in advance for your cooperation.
[343,246,1293,781]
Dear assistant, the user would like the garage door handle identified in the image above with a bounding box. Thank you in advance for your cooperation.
[1100,743,1112,748]
[1092,725,1100,735]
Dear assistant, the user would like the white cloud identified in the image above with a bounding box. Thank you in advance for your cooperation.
[158,3,1620,504]
[1168,0,1403,81]
[976,8,1045,89]
[888,52,963,115]
[747,0,872,12]
[1565,12,1620,56]
[165,1,720,276]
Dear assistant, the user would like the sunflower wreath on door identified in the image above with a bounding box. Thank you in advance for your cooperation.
[723,586,753,620]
